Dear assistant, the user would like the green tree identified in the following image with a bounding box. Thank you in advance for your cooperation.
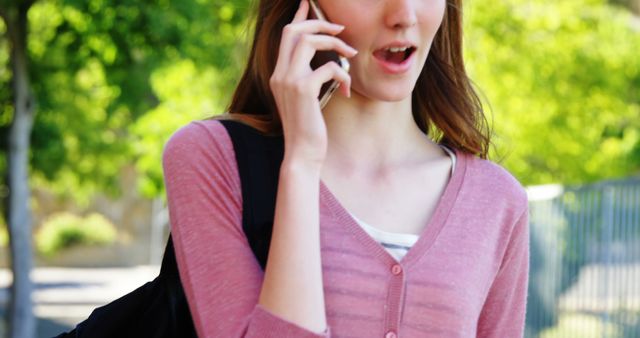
[465,0,640,186]
[0,1,39,336]
[28,0,250,201]
[0,1,250,336]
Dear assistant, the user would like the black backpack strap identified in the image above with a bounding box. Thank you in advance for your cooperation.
[136,119,281,336]
[218,119,284,270]
[150,119,281,336]
[159,235,197,337]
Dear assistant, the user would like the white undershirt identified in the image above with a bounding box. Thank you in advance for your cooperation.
[347,146,456,261]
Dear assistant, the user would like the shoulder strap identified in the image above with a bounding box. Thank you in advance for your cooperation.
[218,119,284,270]
[151,119,282,336]
[162,119,282,275]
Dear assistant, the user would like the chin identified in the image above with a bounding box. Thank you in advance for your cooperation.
[354,82,416,102]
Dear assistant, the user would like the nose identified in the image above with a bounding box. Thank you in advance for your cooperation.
[384,0,418,29]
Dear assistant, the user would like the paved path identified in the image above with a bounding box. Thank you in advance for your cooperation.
[559,263,640,311]
[0,266,159,338]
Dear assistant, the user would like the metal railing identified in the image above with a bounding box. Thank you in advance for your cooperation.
[526,178,640,338]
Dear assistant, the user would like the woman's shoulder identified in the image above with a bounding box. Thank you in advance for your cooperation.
[162,119,237,171]
[164,118,230,149]
[461,152,528,211]
[164,119,233,155]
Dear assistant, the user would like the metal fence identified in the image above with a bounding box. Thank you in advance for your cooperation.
[525,178,640,338]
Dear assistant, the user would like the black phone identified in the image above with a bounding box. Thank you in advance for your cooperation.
[308,0,350,108]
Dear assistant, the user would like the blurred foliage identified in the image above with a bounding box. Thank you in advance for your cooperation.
[131,59,224,197]
[465,0,640,185]
[35,212,116,256]
[0,0,252,203]
[0,0,638,203]
[0,216,6,247]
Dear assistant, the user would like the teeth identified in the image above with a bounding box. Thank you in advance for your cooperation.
[387,46,410,53]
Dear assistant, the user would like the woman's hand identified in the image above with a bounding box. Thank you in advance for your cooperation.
[270,0,357,167]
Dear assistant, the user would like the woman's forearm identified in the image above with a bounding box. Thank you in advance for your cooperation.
[258,159,327,333]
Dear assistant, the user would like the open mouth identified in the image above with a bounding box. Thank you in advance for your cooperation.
[373,46,416,64]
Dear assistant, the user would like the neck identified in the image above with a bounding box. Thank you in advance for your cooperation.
[321,91,442,175]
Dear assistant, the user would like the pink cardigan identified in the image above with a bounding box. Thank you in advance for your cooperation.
[162,120,530,338]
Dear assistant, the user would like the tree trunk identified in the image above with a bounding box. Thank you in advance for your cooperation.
[1,1,36,337]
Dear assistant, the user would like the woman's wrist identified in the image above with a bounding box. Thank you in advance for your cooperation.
[281,154,324,177]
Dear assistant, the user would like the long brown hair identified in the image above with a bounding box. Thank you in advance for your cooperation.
[221,0,491,158]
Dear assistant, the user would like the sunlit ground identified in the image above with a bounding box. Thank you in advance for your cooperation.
[540,312,640,338]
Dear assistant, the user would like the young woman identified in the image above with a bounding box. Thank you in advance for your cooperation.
[162,0,530,337]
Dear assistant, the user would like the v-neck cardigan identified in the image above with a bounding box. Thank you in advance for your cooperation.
[163,120,530,338]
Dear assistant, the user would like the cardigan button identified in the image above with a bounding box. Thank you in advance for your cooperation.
[385,331,398,338]
[391,264,403,275]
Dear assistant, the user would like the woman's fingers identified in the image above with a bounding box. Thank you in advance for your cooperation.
[289,33,357,72]
[308,61,352,98]
[291,0,309,23]
[277,20,345,69]
[271,0,354,119]
[272,33,355,101]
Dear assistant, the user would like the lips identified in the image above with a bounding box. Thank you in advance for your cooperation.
[371,43,418,74]
[373,45,417,64]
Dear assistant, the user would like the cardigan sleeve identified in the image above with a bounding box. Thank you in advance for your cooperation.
[476,207,530,338]
[162,120,330,338]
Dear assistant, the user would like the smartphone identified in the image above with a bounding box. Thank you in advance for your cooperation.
[308,0,350,108]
